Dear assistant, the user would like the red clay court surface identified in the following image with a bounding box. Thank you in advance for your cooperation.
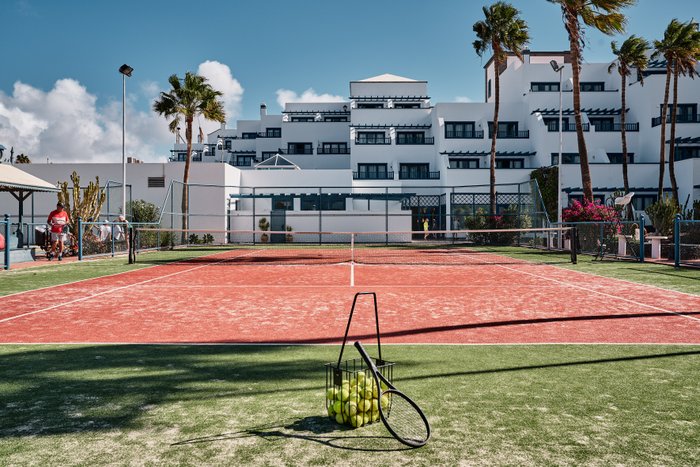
[1,248,699,344]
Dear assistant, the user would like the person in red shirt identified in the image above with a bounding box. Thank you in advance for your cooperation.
[47,202,71,261]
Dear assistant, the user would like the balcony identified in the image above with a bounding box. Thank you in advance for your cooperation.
[398,171,440,180]
[592,123,639,132]
[355,137,391,145]
[651,115,700,127]
[317,146,351,154]
[546,123,590,132]
[488,130,530,139]
[256,132,281,138]
[287,148,314,155]
[396,137,435,145]
[445,130,484,139]
[352,171,394,180]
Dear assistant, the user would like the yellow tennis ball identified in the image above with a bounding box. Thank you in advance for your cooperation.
[380,394,390,410]
[363,412,372,424]
[345,401,358,416]
[363,387,373,400]
[351,414,364,428]
[333,400,342,414]
[371,409,380,422]
[372,399,379,413]
[339,389,350,401]
[373,385,379,398]
[326,388,337,400]
[336,412,347,424]
[356,372,366,383]
[361,399,373,413]
[327,406,335,418]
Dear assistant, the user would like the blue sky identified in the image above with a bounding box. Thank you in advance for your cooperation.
[0,0,696,162]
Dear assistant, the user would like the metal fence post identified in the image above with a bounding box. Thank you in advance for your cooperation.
[639,214,645,263]
[111,222,116,257]
[77,217,83,261]
[4,214,10,270]
[674,214,681,268]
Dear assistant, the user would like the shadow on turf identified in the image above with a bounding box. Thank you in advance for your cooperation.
[628,267,700,282]
[211,310,700,345]
[171,416,412,452]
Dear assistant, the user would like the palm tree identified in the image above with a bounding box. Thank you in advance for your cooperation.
[15,153,31,164]
[608,35,649,218]
[473,1,529,216]
[153,73,225,234]
[653,19,700,205]
[548,0,634,202]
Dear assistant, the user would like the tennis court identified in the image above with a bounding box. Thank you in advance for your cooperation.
[1,228,698,345]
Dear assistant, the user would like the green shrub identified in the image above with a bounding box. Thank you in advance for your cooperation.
[646,197,680,235]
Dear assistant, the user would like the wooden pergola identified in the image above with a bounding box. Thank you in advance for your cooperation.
[0,164,59,248]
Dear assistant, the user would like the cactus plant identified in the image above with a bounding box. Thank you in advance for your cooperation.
[57,171,107,236]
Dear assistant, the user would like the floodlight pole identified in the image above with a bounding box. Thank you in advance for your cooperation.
[551,60,565,248]
[119,64,133,219]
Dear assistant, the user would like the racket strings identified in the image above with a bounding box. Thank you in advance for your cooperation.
[384,392,429,444]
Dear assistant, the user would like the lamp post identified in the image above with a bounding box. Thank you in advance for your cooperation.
[550,60,564,244]
[118,64,133,219]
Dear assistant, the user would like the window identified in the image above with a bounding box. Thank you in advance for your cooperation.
[632,195,658,211]
[488,121,519,137]
[300,194,347,211]
[675,146,700,161]
[396,132,425,144]
[543,117,569,131]
[551,153,580,165]
[224,139,232,150]
[261,151,277,161]
[147,177,165,188]
[357,163,389,179]
[287,143,312,154]
[356,103,383,109]
[265,128,281,137]
[236,155,255,166]
[321,142,348,154]
[399,163,429,179]
[531,82,560,92]
[272,195,294,211]
[356,132,388,144]
[449,159,479,169]
[445,121,476,138]
[176,152,186,161]
[290,116,315,122]
[607,153,635,164]
[242,132,258,139]
[580,82,605,92]
[590,117,614,131]
[495,159,524,169]
[662,103,698,122]
[192,151,202,161]
[487,79,492,99]
[324,116,349,122]
[394,103,421,109]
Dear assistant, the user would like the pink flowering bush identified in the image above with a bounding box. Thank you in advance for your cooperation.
[562,199,620,223]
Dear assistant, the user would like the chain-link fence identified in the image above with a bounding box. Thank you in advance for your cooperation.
[676,218,700,267]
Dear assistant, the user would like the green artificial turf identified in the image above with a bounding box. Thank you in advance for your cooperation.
[0,344,697,465]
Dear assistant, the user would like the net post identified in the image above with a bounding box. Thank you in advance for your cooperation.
[77,217,83,261]
[639,214,645,263]
[674,214,681,268]
[111,222,116,257]
[570,227,577,264]
[128,226,135,264]
[3,214,10,270]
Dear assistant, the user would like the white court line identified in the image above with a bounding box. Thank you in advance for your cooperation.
[0,248,237,301]
[497,263,700,323]
[0,250,260,324]
[1,342,698,346]
[126,284,550,288]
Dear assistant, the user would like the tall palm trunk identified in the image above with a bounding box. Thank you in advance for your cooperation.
[668,63,680,206]
[658,61,672,200]
[565,8,593,202]
[182,116,193,242]
[489,54,501,216]
[620,73,632,219]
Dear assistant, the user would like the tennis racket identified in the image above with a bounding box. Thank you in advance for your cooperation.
[353,341,431,447]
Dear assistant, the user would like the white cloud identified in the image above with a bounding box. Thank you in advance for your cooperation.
[0,78,172,163]
[275,88,345,109]
[455,96,474,103]
[197,60,244,128]
[0,60,247,164]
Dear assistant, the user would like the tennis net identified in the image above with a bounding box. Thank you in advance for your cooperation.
[130,226,577,266]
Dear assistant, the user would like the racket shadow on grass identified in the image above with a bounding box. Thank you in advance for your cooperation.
[171,416,413,452]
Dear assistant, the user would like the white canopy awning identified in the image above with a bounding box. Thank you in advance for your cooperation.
[0,165,59,192]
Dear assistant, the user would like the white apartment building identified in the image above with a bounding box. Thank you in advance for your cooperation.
[3,50,699,237]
